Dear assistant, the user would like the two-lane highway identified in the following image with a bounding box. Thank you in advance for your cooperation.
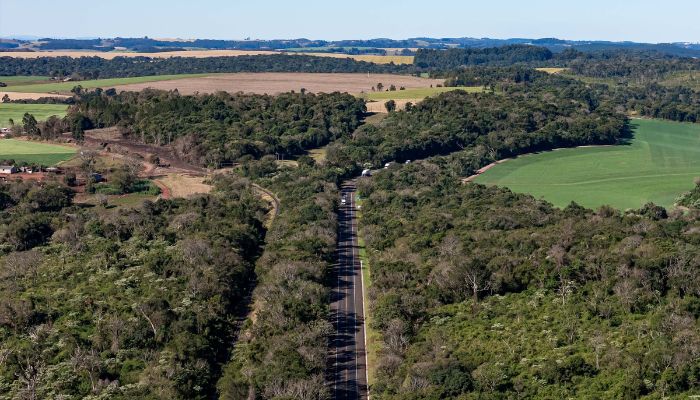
[329,180,369,399]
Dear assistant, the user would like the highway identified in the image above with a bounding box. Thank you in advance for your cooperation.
[329,180,369,399]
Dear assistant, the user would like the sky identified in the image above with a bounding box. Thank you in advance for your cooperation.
[1,0,699,43]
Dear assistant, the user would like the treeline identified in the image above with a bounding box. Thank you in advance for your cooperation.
[444,65,700,124]
[0,176,268,398]
[68,89,366,166]
[414,45,554,69]
[327,76,627,169]
[567,54,700,81]
[0,54,411,79]
[357,160,700,399]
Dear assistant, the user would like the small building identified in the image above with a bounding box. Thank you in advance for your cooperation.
[0,165,18,174]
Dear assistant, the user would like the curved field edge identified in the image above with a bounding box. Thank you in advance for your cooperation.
[474,119,700,210]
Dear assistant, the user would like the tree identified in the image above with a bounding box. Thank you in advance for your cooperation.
[1,94,9,103]
[376,82,384,91]
[385,100,397,113]
[22,113,39,136]
[110,165,138,194]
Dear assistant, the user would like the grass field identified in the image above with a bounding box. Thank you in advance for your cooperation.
[0,139,76,165]
[0,103,68,125]
[359,86,484,100]
[0,76,52,86]
[475,119,700,210]
[4,74,211,94]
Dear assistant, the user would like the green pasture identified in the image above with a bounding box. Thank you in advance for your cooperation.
[0,103,68,126]
[0,138,76,165]
[475,119,700,210]
[3,73,210,94]
[359,86,484,100]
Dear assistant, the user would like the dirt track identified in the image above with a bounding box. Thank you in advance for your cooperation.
[109,73,443,95]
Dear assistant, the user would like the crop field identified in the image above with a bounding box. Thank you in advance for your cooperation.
[0,139,76,165]
[0,76,52,86]
[0,103,68,125]
[474,119,700,209]
[360,86,484,100]
[107,72,443,95]
[4,73,210,94]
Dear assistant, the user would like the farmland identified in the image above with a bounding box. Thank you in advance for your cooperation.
[106,72,443,95]
[0,103,68,125]
[0,138,76,165]
[359,85,484,100]
[4,73,210,94]
[475,119,700,209]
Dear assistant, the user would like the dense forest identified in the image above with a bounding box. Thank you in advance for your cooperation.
[327,73,627,169]
[68,89,366,166]
[0,55,411,79]
[357,160,700,399]
[0,176,268,398]
[414,45,555,69]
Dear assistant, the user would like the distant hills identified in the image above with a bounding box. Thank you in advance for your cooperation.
[1,36,699,57]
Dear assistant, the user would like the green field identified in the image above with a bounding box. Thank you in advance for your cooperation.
[0,76,52,86]
[0,139,76,165]
[475,119,700,210]
[0,103,68,125]
[4,73,210,93]
[359,86,484,100]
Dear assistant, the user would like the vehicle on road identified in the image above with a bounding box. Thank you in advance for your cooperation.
[361,168,372,177]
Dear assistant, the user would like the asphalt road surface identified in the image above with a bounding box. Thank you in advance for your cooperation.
[329,180,369,399]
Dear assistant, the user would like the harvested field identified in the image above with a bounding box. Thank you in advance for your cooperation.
[109,73,443,95]
[154,174,211,198]
[0,91,70,101]
[365,99,422,113]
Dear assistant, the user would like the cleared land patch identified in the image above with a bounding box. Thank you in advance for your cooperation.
[536,67,569,74]
[0,103,68,125]
[474,119,700,210]
[0,138,76,165]
[108,73,443,95]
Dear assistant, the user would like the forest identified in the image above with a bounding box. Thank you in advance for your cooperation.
[0,176,269,398]
[327,71,627,169]
[0,55,411,79]
[67,89,366,166]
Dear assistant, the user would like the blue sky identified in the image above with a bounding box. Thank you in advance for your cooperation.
[1,0,698,43]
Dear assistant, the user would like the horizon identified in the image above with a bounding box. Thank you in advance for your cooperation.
[1,34,698,46]
[2,0,699,43]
